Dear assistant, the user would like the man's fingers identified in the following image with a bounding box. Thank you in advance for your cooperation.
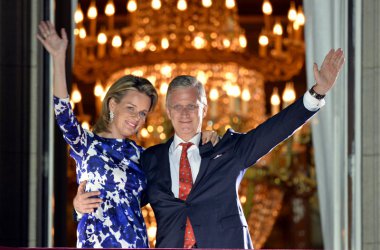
[313,63,319,81]
[82,209,95,213]
[79,197,102,204]
[80,191,101,199]
[211,133,219,146]
[83,203,101,209]
[78,181,87,194]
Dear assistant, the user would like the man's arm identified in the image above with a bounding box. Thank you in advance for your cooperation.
[233,48,345,169]
[73,181,102,215]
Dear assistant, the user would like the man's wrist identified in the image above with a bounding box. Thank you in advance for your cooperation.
[309,85,326,100]
[73,208,83,222]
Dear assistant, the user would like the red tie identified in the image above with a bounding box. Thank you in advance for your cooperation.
[179,142,196,248]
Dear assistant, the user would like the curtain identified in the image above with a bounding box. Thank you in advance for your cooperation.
[303,1,349,249]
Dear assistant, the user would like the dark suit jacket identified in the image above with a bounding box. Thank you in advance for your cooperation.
[141,97,317,249]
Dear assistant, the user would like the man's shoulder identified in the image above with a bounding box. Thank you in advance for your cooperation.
[144,142,166,154]
[142,138,172,156]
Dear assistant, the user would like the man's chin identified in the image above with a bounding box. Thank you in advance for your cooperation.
[176,130,196,140]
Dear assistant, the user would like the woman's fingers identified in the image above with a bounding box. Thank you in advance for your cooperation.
[61,28,68,42]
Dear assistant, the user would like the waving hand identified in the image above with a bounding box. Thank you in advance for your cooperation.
[37,20,68,59]
[313,48,345,95]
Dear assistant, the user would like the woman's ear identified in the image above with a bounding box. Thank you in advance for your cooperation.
[108,98,116,112]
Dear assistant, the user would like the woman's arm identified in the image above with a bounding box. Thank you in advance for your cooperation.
[38,20,86,155]
[37,20,68,98]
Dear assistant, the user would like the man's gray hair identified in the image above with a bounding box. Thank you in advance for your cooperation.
[166,75,208,106]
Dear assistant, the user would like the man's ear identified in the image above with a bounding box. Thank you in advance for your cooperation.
[166,105,172,120]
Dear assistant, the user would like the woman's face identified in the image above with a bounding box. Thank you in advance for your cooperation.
[108,90,151,139]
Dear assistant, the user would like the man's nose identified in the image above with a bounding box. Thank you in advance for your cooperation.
[180,108,191,116]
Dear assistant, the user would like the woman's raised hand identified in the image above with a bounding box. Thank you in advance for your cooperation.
[37,20,68,59]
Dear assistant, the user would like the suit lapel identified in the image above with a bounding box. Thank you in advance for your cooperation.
[159,137,175,196]
[191,140,214,191]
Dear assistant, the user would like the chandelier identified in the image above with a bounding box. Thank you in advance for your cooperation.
[70,0,306,247]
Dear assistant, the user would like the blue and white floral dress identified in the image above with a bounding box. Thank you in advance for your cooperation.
[54,96,149,248]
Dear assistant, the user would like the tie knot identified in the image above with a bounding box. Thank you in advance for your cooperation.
[180,142,193,152]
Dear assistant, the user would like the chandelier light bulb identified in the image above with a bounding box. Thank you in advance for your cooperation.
[202,0,212,8]
[70,100,75,110]
[273,22,283,35]
[105,0,115,16]
[262,0,272,15]
[140,128,150,138]
[196,71,207,84]
[160,65,172,77]
[127,0,137,12]
[227,85,241,97]
[87,1,98,19]
[152,0,162,10]
[232,85,241,97]
[193,36,206,49]
[241,88,251,101]
[134,40,147,52]
[282,82,296,102]
[82,121,90,130]
[157,125,164,133]
[225,0,236,9]
[71,84,82,103]
[147,76,156,86]
[209,88,219,101]
[293,21,300,30]
[296,6,305,26]
[161,37,169,49]
[223,38,231,48]
[177,0,187,11]
[225,72,235,81]
[74,3,84,23]
[288,2,297,22]
[97,32,107,44]
[112,35,122,48]
[159,133,166,140]
[259,34,269,46]
[270,88,280,106]
[94,80,104,97]
[160,82,169,95]
[147,125,154,133]
[79,27,87,39]
[239,34,247,48]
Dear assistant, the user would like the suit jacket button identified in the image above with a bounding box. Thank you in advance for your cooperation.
[185,201,191,207]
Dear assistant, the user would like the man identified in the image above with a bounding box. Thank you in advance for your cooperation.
[75,49,345,248]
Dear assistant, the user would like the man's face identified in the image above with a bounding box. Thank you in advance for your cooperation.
[166,87,207,141]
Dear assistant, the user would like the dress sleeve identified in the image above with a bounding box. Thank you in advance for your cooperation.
[53,96,87,157]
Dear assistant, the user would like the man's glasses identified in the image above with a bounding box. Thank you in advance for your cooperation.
[169,104,201,113]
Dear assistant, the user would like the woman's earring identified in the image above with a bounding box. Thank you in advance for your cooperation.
[109,111,115,122]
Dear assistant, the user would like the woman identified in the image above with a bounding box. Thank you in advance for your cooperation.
[38,21,156,248]
[38,20,217,248]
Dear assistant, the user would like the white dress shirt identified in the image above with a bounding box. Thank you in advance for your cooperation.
[168,91,324,198]
[169,133,201,198]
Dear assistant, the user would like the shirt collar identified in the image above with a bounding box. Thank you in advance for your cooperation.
[173,133,201,150]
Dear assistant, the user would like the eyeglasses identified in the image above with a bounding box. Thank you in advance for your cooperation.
[126,106,148,120]
[169,104,201,113]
